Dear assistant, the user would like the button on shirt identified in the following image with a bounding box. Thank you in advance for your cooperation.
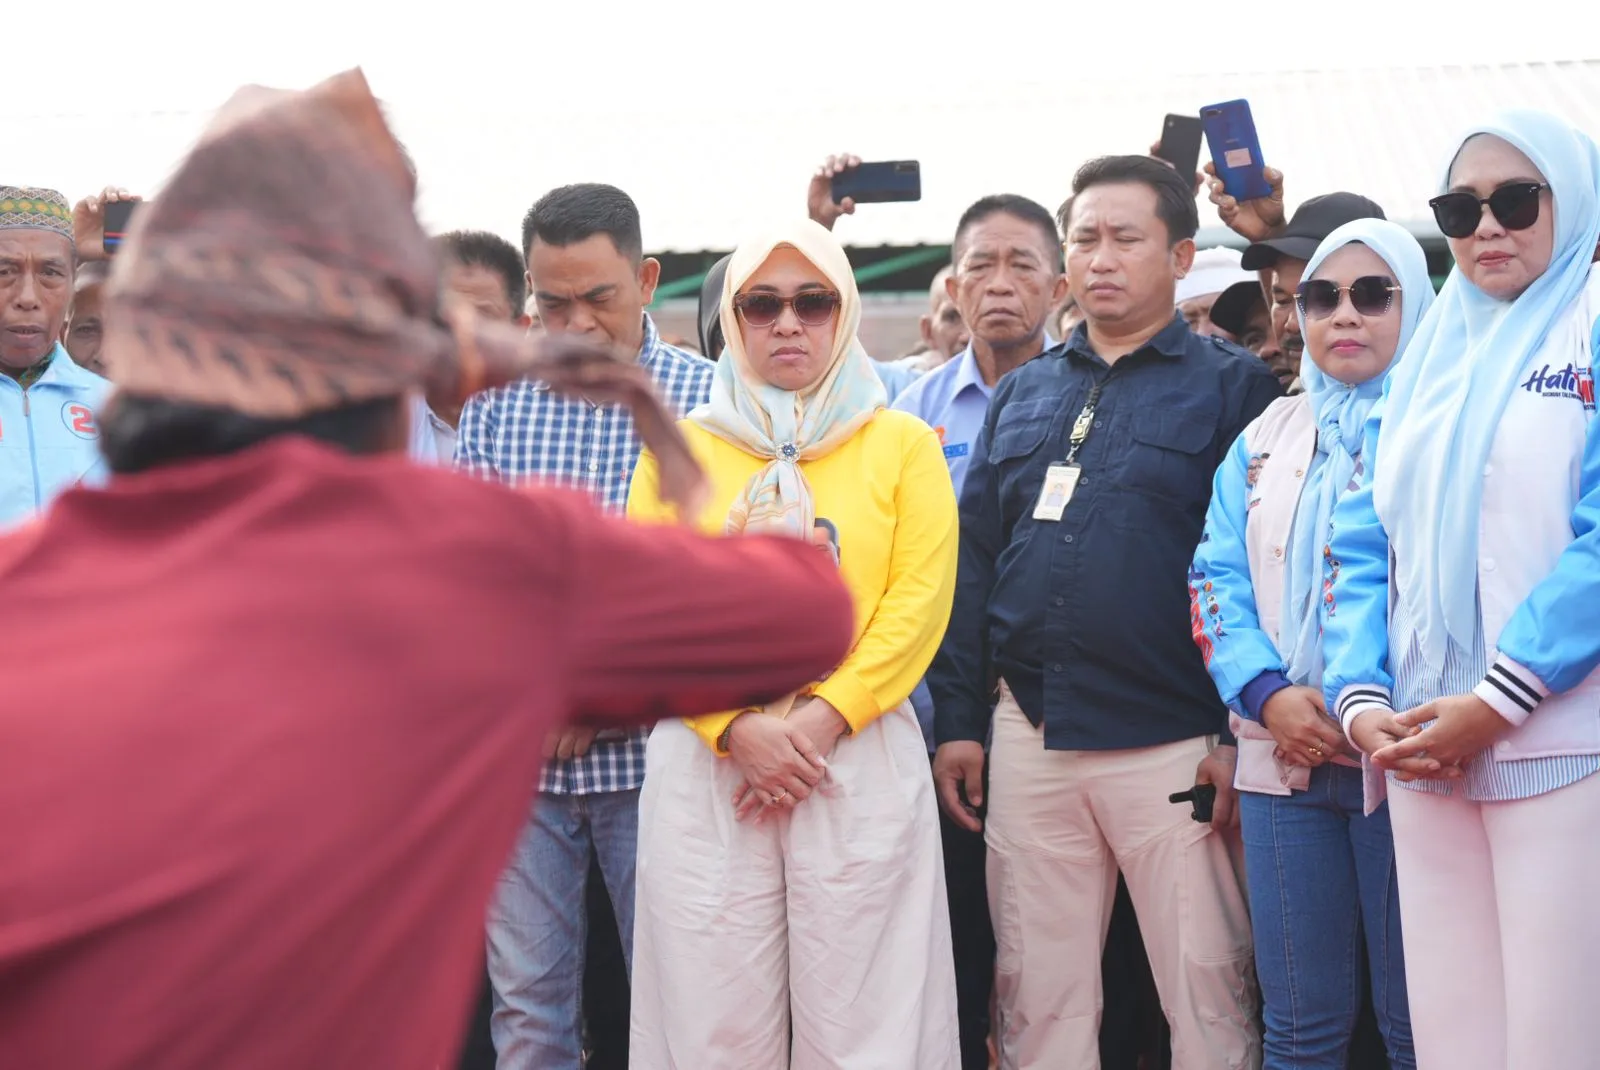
[928,316,1281,751]
[455,314,716,793]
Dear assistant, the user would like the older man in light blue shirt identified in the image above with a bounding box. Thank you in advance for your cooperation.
[890,191,1066,1070]
[893,194,1067,751]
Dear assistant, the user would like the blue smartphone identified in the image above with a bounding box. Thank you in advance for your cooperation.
[1201,100,1272,202]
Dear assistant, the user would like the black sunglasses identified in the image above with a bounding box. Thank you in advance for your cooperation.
[733,290,841,327]
[1428,182,1549,239]
[1295,276,1401,320]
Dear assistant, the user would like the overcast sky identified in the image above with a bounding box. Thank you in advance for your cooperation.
[15,1,1599,249]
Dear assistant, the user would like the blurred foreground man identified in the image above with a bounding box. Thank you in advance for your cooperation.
[0,70,854,1070]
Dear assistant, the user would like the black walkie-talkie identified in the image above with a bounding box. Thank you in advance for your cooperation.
[1169,783,1217,824]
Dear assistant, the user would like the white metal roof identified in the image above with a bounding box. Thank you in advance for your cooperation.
[14,60,1600,253]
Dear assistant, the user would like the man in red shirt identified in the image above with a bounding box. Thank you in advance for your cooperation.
[0,70,854,1070]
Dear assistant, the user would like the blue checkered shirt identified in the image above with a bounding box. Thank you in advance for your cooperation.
[455,314,715,795]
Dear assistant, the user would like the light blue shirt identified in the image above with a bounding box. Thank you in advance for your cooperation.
[0,344,111,530]
[893,341,1048,751]
[407,395,458,467]
[891,346,996,498]
[874,358,923,404]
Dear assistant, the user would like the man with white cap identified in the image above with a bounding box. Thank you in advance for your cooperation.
[1175,246,1257,339]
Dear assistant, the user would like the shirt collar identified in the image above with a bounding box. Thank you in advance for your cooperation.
[634,313,665,369]
[13,343,57,390]
[950,345,991,398]
[951,330,1060,397]
[1064,313,1189,364]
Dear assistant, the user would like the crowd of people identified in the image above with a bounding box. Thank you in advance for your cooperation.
[0,67,1596,1070]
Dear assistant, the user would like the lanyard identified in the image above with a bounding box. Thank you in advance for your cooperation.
[1063,382,1102,466]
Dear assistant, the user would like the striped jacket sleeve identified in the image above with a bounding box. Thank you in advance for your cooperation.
[1477,362,1600,725]
[1321,400,1397,738]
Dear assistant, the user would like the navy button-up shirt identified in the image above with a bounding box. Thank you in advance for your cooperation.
[929,315,1281,751]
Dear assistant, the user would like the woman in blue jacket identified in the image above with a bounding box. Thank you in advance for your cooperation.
[1322,112,1600,1069]
[1190,218,1433,1069]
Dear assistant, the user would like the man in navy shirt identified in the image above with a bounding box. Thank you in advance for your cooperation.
[929,155,1280,1069]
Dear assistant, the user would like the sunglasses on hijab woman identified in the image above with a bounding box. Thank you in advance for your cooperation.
[1428,181,1549,239]
[1295,275,1402,320]
[732,290,841,327]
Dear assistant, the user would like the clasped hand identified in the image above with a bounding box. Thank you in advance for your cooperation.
[728,698,848,822]
[1261,686,1347,768]
[1357,693,1506,782]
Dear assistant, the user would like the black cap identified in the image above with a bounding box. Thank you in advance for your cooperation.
[1239,192,1387,270]
[1208,279,1265,338]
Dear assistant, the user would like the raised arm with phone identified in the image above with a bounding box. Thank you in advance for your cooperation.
[807,153,922,231]
[1199,99,1287,243]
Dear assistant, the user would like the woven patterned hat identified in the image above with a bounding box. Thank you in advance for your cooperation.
[0,187,74,242]
[100,69,707,511]
[103,69,598,420]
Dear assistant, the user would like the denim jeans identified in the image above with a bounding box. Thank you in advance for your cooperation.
[1239,764,1415,1069]
[486,788,639,1070]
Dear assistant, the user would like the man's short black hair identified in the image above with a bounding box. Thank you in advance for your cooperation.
[435,230,526,320]
[1057,156,1199,246]
[952,194,1064,272]
[98,394,404,475]
[521,183,643,263]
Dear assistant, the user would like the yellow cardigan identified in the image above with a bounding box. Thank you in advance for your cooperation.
[627,409,958,753]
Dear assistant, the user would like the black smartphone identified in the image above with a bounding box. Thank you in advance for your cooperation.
[1169,783,1217,824]
[831,161,921,204]
[103,200,139,256]
[1155,114,1204,184]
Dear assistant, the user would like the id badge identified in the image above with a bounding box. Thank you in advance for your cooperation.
[1032,463,1082,521]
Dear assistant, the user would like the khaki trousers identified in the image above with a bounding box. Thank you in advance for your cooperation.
[629,706,958,1070]
[985,686,1260,1070]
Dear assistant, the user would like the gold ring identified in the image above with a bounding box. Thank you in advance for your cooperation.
[1310,745,1324,758]
[769,790,789,805]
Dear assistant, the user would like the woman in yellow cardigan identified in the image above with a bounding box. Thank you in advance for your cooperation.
[626,218,960,1069]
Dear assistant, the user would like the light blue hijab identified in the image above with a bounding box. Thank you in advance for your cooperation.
[1281,219,1435,687]
[1374,112,1600,665]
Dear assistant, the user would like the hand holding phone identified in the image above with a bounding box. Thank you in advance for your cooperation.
[1201,99,1273,203]
[808,154,862,231]
[71,187,140,261]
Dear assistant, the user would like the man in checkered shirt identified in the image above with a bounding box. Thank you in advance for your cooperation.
[455,183,714,1070]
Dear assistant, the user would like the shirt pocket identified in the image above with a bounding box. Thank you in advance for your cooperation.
[1124,409,1214,506]
[988,398,1059,515]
